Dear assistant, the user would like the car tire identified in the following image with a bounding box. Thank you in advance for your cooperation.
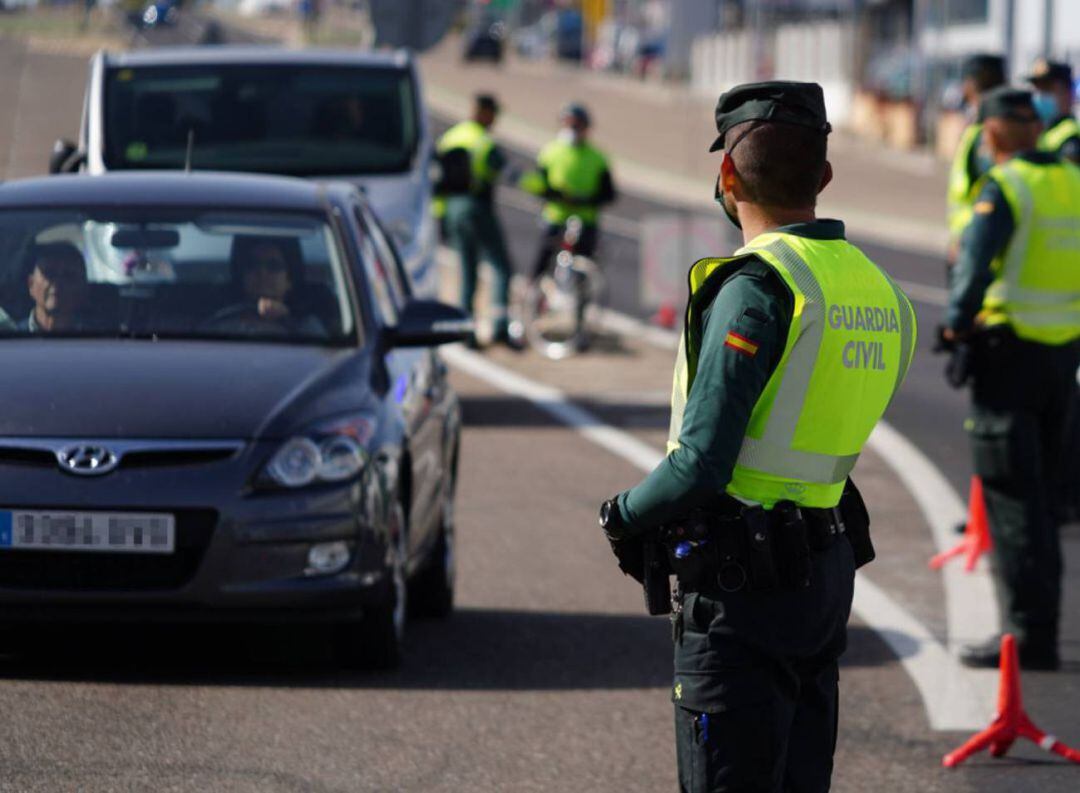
[408,456,456,619]
[334,500,407,670]
[408,515,454,619]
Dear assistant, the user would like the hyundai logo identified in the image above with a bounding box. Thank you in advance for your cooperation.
[56,445,120,476]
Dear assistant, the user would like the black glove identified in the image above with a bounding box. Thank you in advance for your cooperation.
[600,498,645,584]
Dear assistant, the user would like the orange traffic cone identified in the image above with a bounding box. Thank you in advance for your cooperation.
[929,475,992,572]
[942,635,1080,767]
[651,301,677,329]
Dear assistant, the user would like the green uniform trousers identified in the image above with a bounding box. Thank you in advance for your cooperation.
[443,196,512,336]
[969,329,1080,649]
[673,539,855,793]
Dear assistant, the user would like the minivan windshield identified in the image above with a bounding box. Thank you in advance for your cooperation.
[103,64,418,176]
[0,208,357,345]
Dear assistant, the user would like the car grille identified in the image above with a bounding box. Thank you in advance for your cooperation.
[0,509,217,591]
[0,444,239,471]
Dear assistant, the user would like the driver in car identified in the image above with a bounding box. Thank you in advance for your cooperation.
[21,242,90,334]
[209,236,326,336]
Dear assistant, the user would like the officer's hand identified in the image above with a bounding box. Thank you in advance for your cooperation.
[933,325,954,353]
[600,499,646,584]
[608,536,646,584]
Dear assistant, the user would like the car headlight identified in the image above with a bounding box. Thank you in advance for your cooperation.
[264,415,375,489]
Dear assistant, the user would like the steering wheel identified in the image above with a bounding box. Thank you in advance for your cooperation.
[204,301,291,336]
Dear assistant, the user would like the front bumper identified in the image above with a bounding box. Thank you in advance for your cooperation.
[0,449,391,622]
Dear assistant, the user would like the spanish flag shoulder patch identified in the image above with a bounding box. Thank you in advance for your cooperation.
[724,331,759,357]
[973,200,995,215]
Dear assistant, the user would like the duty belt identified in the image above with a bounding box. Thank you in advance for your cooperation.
[662,501,846,594]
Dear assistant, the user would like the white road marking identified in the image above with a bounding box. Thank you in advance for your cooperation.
[443,344,997,731]
[867,422,1001,645]
[853,575,994,731]
[445,345,664,473]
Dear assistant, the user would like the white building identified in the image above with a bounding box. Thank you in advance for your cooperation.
[918,0,1080,79]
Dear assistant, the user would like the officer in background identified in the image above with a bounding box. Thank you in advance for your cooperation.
[944,88,1080,671]
[1026,58,1080,163]
[1026,59,1080,523]
[520,103,616,280]
[598,82,916,792]
[948,54,1007,263]
[435,94,519,349]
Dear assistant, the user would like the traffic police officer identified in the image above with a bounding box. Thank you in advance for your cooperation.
[598,82,917,792]
[944,87,1080,671]
[435,94,518,349]
[1026,58,1080,164]
[1025,59,1080,522]
[520,103,616,279]
[948,54,1007,261]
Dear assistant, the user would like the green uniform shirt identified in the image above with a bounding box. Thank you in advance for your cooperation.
[618,220,848,531]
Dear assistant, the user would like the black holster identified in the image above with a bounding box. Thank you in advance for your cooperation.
[839,478,874,569]
[641,537,672,616]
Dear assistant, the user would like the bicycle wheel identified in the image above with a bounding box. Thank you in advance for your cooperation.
[523,252,584,360]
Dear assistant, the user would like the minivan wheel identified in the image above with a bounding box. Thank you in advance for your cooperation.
[334,501,407,670]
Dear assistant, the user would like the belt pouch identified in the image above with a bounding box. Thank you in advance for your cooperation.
[742,506,778,591]
[771,501,811,589]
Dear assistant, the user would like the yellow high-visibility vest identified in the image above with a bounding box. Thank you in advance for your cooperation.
[1038,116,1080,156]
[948,123,986,240]
[521,139,609,225]
[979,157,1080,345]
[668,233,917,508]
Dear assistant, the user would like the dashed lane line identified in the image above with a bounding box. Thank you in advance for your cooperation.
[443,344,996,731]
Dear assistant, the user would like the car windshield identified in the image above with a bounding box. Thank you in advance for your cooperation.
[103,64,418,176]
[0,208,357,345]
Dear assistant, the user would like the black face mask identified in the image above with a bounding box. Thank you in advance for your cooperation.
[715,175,741,230]
[713,123,763,231]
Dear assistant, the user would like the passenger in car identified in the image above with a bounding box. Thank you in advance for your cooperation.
[20,242,91,333]
[207,236,327,337]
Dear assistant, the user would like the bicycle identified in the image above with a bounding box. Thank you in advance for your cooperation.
[521,216,605,360]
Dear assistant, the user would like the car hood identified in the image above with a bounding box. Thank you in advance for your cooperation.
[0,340,369,439]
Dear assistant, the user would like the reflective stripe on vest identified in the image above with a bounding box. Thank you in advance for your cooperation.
[667,234,917,509]
[537,139,608,225]
[436,120,496,189]
[980,158,1080,345]
[1039,116,1080,155]
[948,124,985,238]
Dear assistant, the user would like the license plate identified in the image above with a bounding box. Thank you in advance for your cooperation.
[0,510,175,554]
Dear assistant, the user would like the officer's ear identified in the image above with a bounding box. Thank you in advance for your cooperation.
[818,160,833,196]
[719,153,740,196]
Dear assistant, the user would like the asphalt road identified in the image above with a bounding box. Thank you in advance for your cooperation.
[0,20,1078,792]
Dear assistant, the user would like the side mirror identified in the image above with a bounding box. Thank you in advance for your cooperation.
[48,140,83,175]
[385,299,473,348]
